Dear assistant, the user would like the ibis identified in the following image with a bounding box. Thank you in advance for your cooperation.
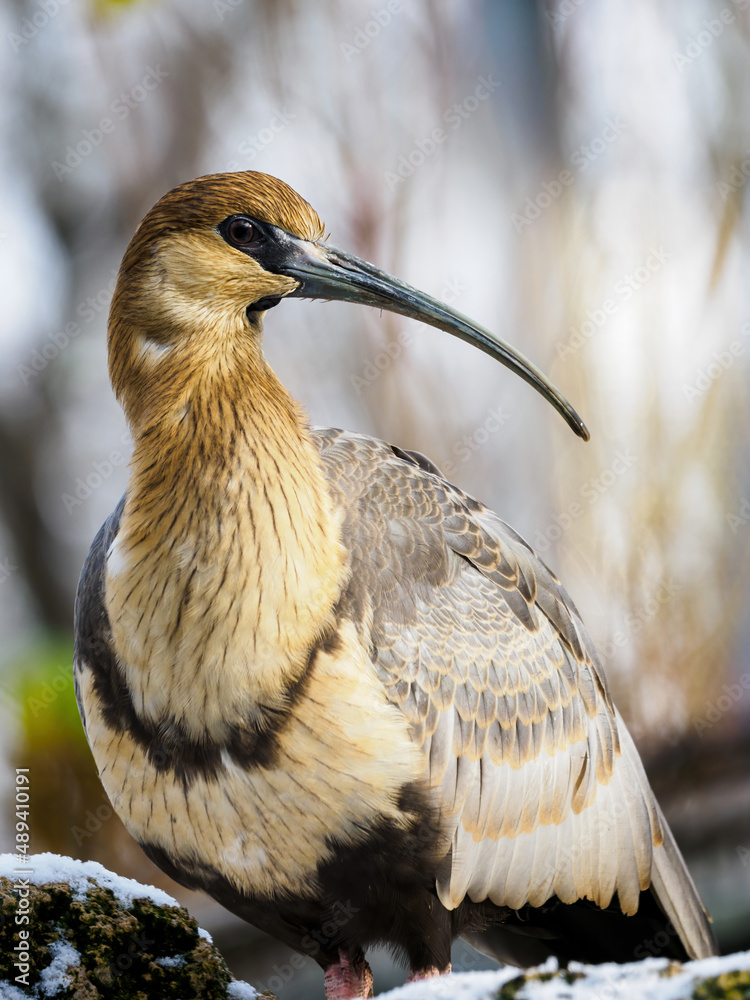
[74,171,716,999]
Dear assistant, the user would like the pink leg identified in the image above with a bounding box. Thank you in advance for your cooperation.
[324,947,374,999]
[405,962,452,982]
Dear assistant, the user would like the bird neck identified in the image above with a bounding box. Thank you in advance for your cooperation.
[105,327,347,736]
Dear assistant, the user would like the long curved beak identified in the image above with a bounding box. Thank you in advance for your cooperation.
[277,236,589,441]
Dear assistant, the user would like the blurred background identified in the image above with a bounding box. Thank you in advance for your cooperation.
[1,0,749,994]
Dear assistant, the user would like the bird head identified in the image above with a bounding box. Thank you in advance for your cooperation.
[109,170,588,440]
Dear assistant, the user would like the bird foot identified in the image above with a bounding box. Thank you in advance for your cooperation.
[406,962,452,982]
[324,947,374,999]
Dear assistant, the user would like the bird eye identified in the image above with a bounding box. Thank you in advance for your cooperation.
[227,217,257,246]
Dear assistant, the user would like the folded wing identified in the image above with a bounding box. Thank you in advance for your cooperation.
[316,427,715,962]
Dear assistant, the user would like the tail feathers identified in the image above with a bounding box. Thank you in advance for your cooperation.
[649,801,717,960]
[462,876,715,969]
[461,726,718,968]
[617,715,717,961]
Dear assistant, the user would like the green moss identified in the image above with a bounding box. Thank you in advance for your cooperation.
[692,969,750,1000]
[562,970,585,985]
[659,961,686,978]
[0,873,270,999]
[495,973,527,999]
[493,963,750,1000]
[494,968,583,998]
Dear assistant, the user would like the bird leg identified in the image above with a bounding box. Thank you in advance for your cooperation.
[323,947,373,999]
[405,962,452,982]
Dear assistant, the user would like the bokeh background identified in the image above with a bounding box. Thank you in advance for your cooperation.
[1,0,749,995]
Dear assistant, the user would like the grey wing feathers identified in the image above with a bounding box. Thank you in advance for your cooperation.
[649,797,718,960]
[315,427,716,961]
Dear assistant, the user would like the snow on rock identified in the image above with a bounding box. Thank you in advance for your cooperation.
[0,851,179,909]
[380,968,522,999]
[227,981,262,999]
[37,940,80,997]
[378,950,750,999]
[0,853,261,999]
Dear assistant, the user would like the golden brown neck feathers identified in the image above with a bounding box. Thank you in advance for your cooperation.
[106,360,346,737]
[103,171,346,734]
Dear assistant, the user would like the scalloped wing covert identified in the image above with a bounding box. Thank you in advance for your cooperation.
[314,427,713,958]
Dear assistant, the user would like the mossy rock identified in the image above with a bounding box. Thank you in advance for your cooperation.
[0,854,272,999]
[693,969,750,1000]
[495,968,584,998]
[487,955,750,1000]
